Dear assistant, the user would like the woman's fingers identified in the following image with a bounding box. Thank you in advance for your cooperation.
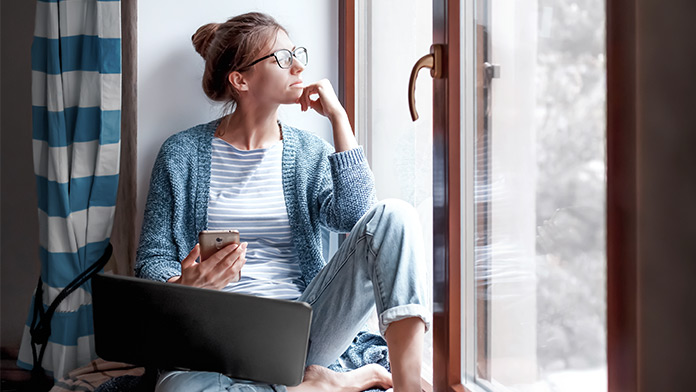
[308,97,325,115]
[227,254,246,283]
[178,244,203,287]
[181,244,200,270]
[298,84,319,112]
[213,242,247,278]
[299,82,325,110]
[177,241,251,289]
[201,241,240,264]
[178,242,244,289]
[298,79,344,119]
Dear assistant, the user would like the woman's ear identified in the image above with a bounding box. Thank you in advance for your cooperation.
[228,71,249,92]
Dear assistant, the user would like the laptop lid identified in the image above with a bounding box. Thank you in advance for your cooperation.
[92,273,312,386]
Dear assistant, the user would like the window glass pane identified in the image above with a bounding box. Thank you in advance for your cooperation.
[356,0,434,385]
[469,0,607,390]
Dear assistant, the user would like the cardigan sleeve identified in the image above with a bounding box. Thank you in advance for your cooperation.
[134,138,188,282]
[317,145,378,232]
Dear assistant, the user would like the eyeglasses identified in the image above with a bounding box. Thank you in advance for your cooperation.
[244,47,308,70]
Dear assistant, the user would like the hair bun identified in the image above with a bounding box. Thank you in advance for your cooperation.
[192,23,220,58]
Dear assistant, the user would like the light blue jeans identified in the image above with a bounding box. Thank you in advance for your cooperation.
[156,199,431,392]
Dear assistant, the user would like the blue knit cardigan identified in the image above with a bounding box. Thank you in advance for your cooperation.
[135,117,377,285]
[133,118,389,382]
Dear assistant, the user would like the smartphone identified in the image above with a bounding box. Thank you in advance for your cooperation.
[198,230,240,261]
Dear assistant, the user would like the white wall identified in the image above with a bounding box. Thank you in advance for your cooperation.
[136,1,338,237]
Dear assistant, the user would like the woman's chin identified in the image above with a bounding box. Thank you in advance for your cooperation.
[285,90,304,104]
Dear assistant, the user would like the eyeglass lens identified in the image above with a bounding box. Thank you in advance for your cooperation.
[277,48,308,69]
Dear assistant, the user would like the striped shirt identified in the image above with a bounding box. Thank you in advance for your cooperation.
[207,137,304,300]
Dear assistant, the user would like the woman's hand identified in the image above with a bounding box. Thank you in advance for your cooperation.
[169,242,247,290]
[297,79,358,152]
[297,79,346,121]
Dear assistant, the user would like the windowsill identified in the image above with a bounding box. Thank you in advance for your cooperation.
[421,377,433,392]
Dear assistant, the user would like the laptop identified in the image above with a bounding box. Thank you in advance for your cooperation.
[92,273,312,386]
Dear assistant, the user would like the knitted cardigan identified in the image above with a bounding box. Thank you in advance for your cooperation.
[134,118,389,376]
[135,117,378,286]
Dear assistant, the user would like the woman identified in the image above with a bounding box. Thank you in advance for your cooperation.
[135,12,430,392]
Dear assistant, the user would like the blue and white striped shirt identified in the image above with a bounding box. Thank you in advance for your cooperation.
[207,137,304,300]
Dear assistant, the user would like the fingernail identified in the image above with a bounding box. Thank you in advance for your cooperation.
[242,242,248,249]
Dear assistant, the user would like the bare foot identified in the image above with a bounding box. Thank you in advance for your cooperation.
[287,364,393,392]
[344,364,393,391]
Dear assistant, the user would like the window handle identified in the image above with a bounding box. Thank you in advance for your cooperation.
[408,44,444,121]
[484,62,501,80]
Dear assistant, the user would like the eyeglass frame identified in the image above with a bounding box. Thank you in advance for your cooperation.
[241,47,308,70]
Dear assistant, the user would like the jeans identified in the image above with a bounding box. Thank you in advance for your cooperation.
[155,199,431,392]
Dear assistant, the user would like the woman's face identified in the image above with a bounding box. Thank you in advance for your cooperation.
[242,29,305,106]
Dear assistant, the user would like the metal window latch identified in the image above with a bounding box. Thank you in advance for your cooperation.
[484,62,501,79]
[408,44,445,121]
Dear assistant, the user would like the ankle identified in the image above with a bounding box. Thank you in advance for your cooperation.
[391,371,422,392]
[392,382,423,392]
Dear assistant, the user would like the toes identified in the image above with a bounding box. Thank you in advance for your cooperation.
[362,364,393,389]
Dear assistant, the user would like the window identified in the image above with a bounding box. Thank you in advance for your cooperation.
[353,0,435,386]
[345,0,608,390]
[462,0,607,391]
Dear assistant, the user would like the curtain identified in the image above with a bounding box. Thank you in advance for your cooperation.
[17,0,122,380]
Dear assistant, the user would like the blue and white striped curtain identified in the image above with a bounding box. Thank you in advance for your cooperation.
[17,0,122,379]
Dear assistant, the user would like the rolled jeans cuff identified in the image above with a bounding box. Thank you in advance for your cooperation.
[379,304,432,336]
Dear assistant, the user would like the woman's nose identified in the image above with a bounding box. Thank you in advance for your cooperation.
[291,58,305,74]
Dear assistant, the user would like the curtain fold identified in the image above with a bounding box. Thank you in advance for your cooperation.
[18,0,122,380]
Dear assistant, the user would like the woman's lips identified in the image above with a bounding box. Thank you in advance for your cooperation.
[290,81,304,88]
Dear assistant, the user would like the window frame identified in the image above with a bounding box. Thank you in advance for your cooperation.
[339,1,436,390]
[339,0,639,390]
[605,0,639,390]
[432,0,464,390]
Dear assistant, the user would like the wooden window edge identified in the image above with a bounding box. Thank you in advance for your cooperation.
[451,383,468,392]
[422,377,434,392]
[338,0,356,131]
[606,0,639,390]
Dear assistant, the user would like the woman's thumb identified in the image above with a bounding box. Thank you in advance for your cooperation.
[181,243,200,270]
